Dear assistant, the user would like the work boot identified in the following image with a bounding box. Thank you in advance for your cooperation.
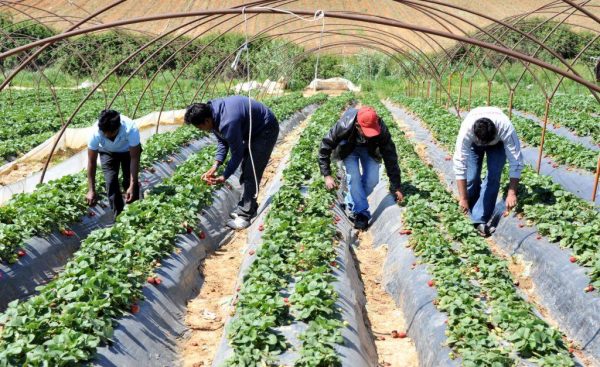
[354,214,369,231]
[227,217,251,230]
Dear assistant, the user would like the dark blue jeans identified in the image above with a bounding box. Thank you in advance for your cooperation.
[467,142,506,224]
[235,121,279,219]
[343,146,380,219]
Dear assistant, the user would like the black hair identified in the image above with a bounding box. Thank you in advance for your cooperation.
[184,103,212,126]
[473,117,497,144]
[98,109,121,133]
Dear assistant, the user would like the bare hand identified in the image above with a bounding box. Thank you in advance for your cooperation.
[324,176,338,190]
[125,185,137,203]
[206,175,225,185]
[201,166,218,183]
[394,190,404,203]
[458,198,469,214]
[86,190,97,206]
[505,192,517,212]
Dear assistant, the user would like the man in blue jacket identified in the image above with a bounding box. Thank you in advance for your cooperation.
[184,95,279,230]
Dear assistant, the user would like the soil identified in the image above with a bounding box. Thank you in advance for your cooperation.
[179,114,311,367]
[355,230,419,367]
[0,147,80,186]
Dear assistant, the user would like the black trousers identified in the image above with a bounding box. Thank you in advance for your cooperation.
[235,121,279,219]
[99,151,139,219]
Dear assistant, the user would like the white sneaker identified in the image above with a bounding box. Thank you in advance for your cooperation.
[227,217,250,230]
[230,212,238,219]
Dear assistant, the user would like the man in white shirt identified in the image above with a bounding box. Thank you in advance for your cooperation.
[86,109,142,219]
[453,107,524,235]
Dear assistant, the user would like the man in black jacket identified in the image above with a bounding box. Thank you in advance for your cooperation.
[319,106,403,230]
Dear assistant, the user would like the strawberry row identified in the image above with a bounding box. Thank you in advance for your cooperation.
[224,93,354,366]
[0,146,222,366]
[394,96,600,289]
[0,125,205,265]
[364,94,573,366]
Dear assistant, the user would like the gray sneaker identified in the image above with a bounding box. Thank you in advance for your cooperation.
[227,217,250,230]
[230,212,239,219]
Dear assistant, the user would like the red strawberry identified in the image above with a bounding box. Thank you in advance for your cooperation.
[330,261,338,267]
[147,276,156,284]
[249,250,255,256]
[88,211,96,217]
[335,215,341,222]
[474,266,480,273]
[236,286,241,292]
[518,223,525,228]
[585,285,594,293]
[552,163,559,168]
[61,229,75,237]
[399,229,412,235]
[283,297,289,303]
[17,249,26,257]
[186,226,193,234]
[568,347,575,354]
[444,156,452,161]
[536,235,542,240]
[258,224,264,232]
[444,319,448,324]
[130,304,140,314]
[428,280,435,287]
[154,277,162,285]
[198,231,206,239]
[397,331,407,338]
[569,256,577,263]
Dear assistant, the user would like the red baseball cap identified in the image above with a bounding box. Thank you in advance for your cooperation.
[357,107,381,137]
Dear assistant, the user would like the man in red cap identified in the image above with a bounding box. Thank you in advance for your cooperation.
[319,106,403,230]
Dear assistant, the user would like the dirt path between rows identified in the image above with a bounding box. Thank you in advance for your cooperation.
[355,230,419,367]
[179,115,311,367]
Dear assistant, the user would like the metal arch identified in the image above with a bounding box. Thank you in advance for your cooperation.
[0,7,598,94]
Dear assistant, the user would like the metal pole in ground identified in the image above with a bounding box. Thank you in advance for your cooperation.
[536,99,551,173]
[508,88,515,119]
[592,155,600,202]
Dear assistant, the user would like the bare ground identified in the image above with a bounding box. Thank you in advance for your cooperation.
[355,230,419,367]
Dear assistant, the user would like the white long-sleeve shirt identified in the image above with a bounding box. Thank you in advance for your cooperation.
[453,107,524,180]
